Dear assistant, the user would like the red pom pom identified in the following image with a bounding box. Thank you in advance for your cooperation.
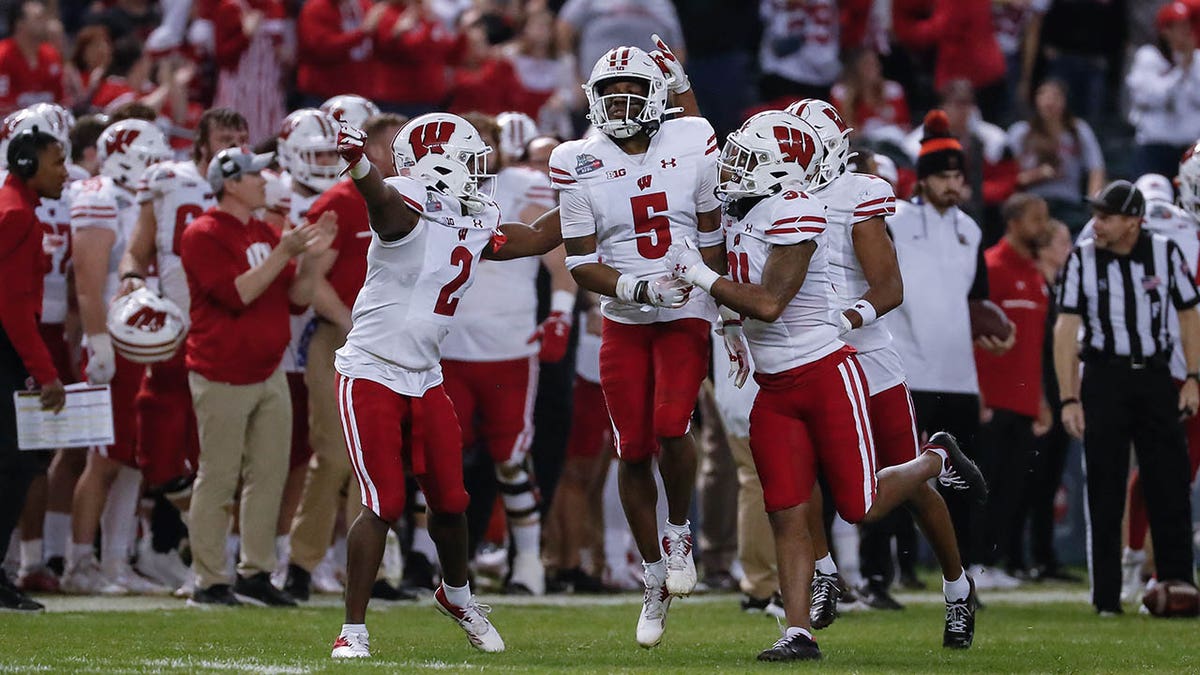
[922,109,951,137]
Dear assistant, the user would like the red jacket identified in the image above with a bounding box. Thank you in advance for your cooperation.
[893,0,1005,91]
[0,39,63,114]
[307,179,370,310]
[372,7,460,105]
[296,0,373,99]
[975,239,1048,418]
[0,174,56,385]
[181,208,297,384]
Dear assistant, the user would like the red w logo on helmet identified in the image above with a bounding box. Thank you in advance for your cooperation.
[127,306,167,331]
[105,129,141,157]
[409,121,457,160]
[773,126,815,167]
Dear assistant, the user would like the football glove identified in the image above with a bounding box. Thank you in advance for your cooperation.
[665,239,719,292]
[334,113,368,177]
[716,319,750,388]
[650,33,690,94]
[85,334,116,385]
[529,311,572,363]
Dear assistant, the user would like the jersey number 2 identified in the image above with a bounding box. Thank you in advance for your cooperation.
[433,246,473,317]
[631,192,671,259]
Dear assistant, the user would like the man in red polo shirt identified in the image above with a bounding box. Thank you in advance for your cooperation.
[973,193,1051,582]
[285,112,408,602]
[0,0,63,114]
[181,147,335,607]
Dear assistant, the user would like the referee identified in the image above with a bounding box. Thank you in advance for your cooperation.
[1053,180,1199,615]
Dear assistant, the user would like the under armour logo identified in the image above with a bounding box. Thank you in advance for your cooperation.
[638,175,652,190]
[660,158,677,169]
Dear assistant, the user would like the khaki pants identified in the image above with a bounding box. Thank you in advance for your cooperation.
[289,320,362,572]
[188,367,291,589]
[729,434,778,599]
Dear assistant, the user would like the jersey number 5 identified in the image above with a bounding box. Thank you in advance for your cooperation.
[433,246,474,317]
[631,192,671,259]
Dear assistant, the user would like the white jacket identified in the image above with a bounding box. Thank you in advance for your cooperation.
[1126,45,1200,145]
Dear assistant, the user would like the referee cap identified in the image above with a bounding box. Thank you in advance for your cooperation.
[1085,180,1145,217]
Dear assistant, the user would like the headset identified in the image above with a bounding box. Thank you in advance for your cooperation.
[7,126,49,181]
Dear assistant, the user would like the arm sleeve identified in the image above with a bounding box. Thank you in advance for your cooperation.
[1169,240,1200,310]
[850,177,896,224]
[1076,121,1105,173]
[967,236,989,301]
[297,0,367,64]
[180,227,247,312]
[1058,248,1085,314]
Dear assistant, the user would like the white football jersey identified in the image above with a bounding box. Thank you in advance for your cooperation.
[817,170,898,354]
[441,166,556,362]
[137,160,215,314]
[336,176,504,397]
[283,189,322,373]
[70,175,138,306]
[551,116,721,325]
[725,189,842,374]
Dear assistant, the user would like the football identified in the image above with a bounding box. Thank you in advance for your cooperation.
[1142,580,1200,617]
[969,299,1014,341]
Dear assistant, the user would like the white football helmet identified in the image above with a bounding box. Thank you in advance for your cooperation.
[97,119,172,188]
[496,111,538,163]
[716,110,825,201]
[584,46,672,139]
[107,288,187,363]
[320,95,381,130]
[0,108,64,170]
[278,109,341,192]
[1179,142,1200,218]
[1135,173,1174,205]
[785,99,852,190]
[392,112,492,213]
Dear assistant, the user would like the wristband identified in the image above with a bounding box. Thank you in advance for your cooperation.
[1060,397,1080,407]
[615,274,641,303]
[550,289,576,316]
[847,299,878,327]
[348,156,370,180]
[689,265,721,293]
[697,227,724,248]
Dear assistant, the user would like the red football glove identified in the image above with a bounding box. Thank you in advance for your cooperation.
[333,112,367,175]
[529,311,572,363]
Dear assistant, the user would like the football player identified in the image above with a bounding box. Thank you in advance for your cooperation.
[665,111,986,661]
[62,119,172,595]
[549,42,720,648]
[328,112,560,658]
[788,99,979,648]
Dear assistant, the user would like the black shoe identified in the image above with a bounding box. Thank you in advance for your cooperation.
[45,556,64,578]
[0,572,43,612]
[929,431,988,504]
[189,583,242,607]
[859,578,904,611]
[741,594,769,612]
[283,564,311,602]
[898,570,926,590]
[371,579,417,601]
[943,576,976,649]
[699,571,738,593]
[403,552,437,591]
[757,631,822,662]
[233,572,297,607]
[810,571,845,629]
[558,568,615,594]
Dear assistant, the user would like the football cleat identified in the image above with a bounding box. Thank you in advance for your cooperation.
[135,541,191,590]
[636,566,672,648]
[810,571,845,629]
[107,563,171,595]
[331,631,370,658]
[757,631,822,662]
[61,557,126,596]
[662,525,697,597]
[943,576,977,649]
[434,586,505,653]
[929,432,988,504]
[506,552,545,596]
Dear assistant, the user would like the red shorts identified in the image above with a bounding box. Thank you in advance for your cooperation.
[749,347,877,519]
[599,318,710,462]
[565,377,613,459]
[868,382,921,469]
[337,374,469,521]
[38,323,77,384]
[135,350,200,488]
[441,356,537,468]
[287,371,313,470]
[92,353,145,467]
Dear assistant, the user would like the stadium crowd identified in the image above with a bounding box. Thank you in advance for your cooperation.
[1,0,1199,662]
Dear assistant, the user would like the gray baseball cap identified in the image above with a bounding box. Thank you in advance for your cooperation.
[207,147,274,193]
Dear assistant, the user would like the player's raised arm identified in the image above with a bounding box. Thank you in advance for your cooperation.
[667,238,815,322]
[335,117,417,241]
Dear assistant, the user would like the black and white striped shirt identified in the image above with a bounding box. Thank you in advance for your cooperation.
[1059,231,1200,360]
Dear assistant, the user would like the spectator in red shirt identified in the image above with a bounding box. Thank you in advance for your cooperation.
[295,0,385,108]
[0,0,64,114]
[372,0,460,117]
[283,113,406,600]
[0,128,68,612]
[973,193,1051,582]
[181,147,335,607]
[830,48,911,146]
[445,12,522,116]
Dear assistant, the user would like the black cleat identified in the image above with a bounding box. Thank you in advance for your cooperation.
[371,579,417,601]
[810,571,845,629]
[943,576,977,649]
[0,572,43,612]
[741,594,771,612]
[929,432,988,504]
[283,564,311,602]
[757,631,822,662]
[859,578,904,611]
[188,583,242,607]
[45,556,64,578]
[233,572,297,607]
[403,552,437,591]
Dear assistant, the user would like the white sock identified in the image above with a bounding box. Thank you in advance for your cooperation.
[512,522,540,556]
[786,626,813,640]
[226,534,240,577]
[814,554,837,576]
[441,580,471,608]
[411,526,438,561]
[43,512,70,561]
[100,466,142,576]
[275,535,289,564]
[944,568,970,602]
[665,519,690,536]
[68,542,93,567]
[19,538,43,574]
[341,623,367,636]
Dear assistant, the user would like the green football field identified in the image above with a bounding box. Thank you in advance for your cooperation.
[1,584,1197,673]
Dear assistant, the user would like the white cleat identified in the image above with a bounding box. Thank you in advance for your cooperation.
[331,631,370,658]
[311,556,345,595]
[507,552,545,596]
[434,586,505,653]
[136,542,191,590]
[107,564,171,595]
[662,525,697,597]
[61,557,126,596]
[966,564,1020,591]
[1120,548,1147,603]
[636,566,672,648]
